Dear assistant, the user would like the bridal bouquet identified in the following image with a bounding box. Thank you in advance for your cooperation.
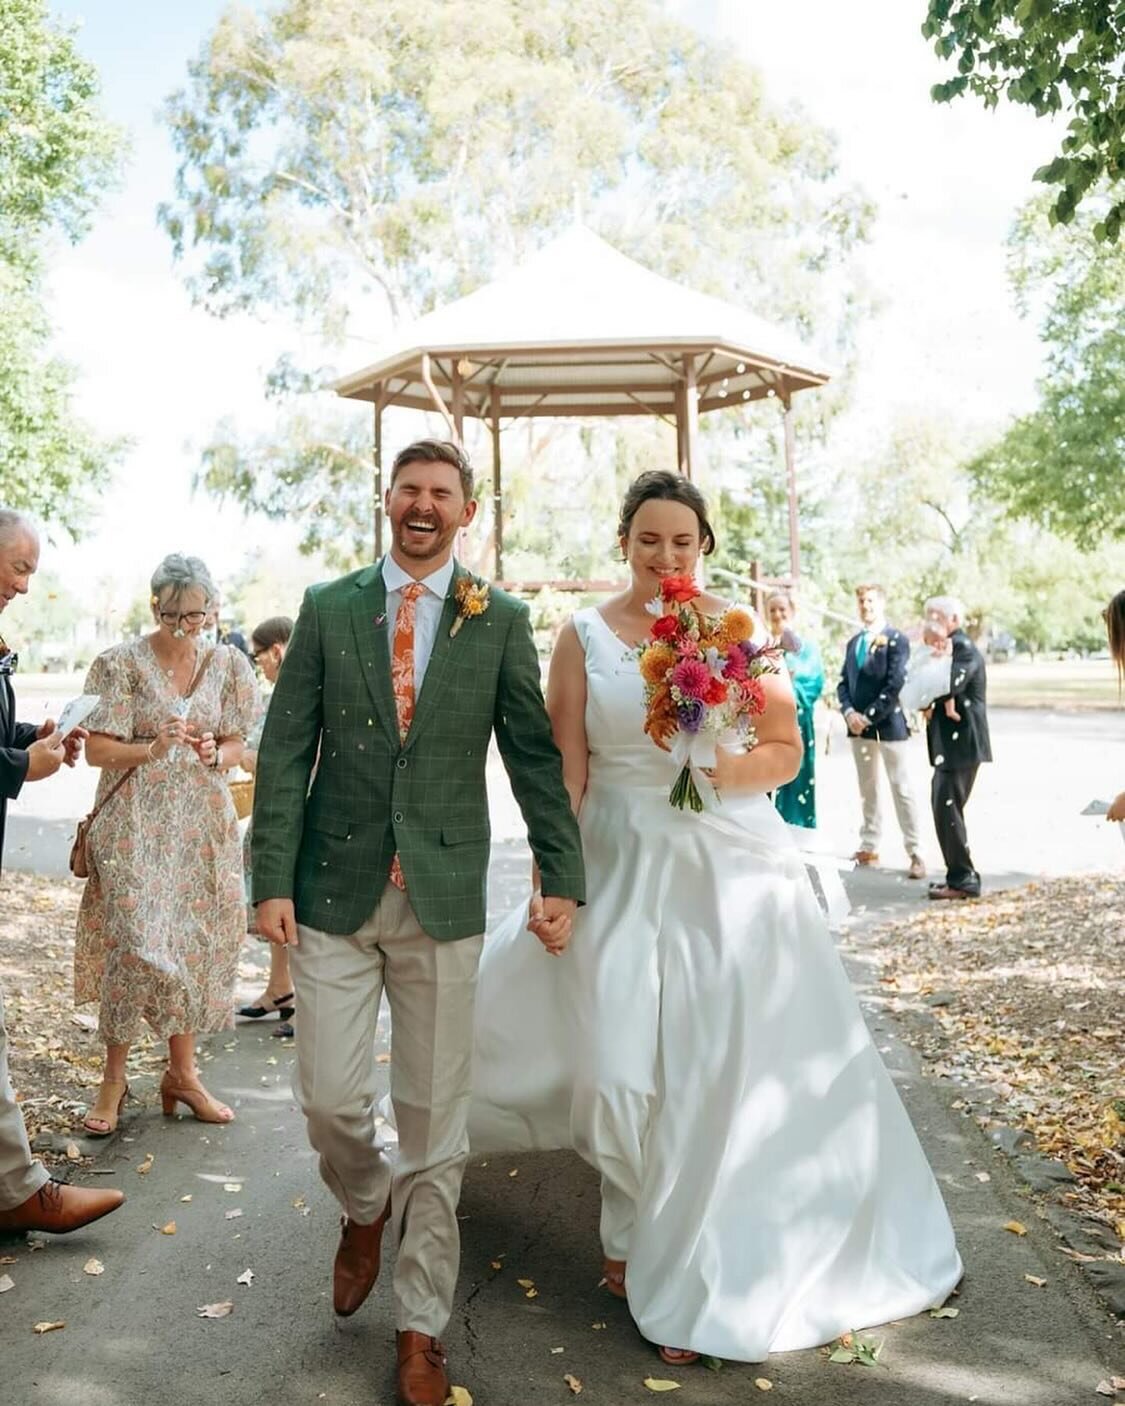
[637,575,780,812]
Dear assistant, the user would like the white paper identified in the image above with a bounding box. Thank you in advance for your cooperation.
[899,647,953,713]
[1080,799,1111,816]
[55,694,100,739]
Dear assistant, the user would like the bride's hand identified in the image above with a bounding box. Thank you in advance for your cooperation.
[527,893,575,956]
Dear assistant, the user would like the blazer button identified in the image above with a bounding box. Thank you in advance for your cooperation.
[396,757,407,769]
[393,811,404,824]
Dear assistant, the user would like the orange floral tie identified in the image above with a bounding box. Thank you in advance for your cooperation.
[389,582,425,891]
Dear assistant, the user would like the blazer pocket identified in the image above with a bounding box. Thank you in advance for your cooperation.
[441,821,490,846]
[308,813,353,839]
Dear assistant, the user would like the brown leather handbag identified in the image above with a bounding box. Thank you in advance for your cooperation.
[69,648,216,879]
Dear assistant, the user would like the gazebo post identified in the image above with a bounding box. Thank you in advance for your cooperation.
[681,355,699,481]
[490,384,503,580]
[782,392,800,582]
[451,363,465,445]
[373,386,384,560]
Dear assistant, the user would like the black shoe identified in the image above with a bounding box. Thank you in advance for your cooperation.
[272,1020,294,1039]
[237,993,295,1021]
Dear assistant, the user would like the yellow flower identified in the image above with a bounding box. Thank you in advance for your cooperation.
[639,643,676,685]
[451,578,491,636]
[718,607,754,645]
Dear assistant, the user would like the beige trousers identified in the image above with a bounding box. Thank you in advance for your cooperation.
[0,984,50,1211]
[848,736,922,856]
[291,882,484,1336]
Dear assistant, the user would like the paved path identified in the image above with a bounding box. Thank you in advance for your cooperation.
[2,848,1122,1405]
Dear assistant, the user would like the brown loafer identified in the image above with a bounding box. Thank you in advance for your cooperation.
[333,1195,392,1316]
[396,1331,450,1406]
[852,850,879,867]
[928,884,977,901]
[0,1178,125,1235]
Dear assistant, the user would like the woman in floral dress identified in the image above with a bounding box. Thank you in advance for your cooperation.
[76,554,258,1132]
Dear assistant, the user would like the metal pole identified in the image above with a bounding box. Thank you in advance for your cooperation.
[682,354,699,481]
[490,384,503,580]
[782,393,800,583]
[373,390,384,560]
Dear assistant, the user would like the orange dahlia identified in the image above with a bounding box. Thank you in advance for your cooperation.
[639,642,677,684]
[718,607,754,645]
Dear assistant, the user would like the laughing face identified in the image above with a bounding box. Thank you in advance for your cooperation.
[385,459,477,571]
[0,526,40,614]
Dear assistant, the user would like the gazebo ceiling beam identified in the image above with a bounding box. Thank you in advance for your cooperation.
[622,390,677,426]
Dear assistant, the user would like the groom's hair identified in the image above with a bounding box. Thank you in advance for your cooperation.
[390,440,474,502]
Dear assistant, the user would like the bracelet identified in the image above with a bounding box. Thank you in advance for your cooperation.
[211,745,222,770]
[146,740,158,763]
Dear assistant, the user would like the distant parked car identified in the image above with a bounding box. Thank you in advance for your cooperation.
[987,630,1015,663]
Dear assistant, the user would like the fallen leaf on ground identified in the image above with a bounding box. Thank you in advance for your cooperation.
[525,1287,538,1298]
[0,1274,13,1293]
[642,1380,681,1393]
[222,1183,241,1193]
[930,1306,959,1318]
[196,1301,234,1318]
[754,1379,773,1391]
[516,1278,535,1289]
[490,1260,503,1271]
[974,1171,990,1183]
[0,1256,15,1265]
[136,1154,154,1175]
[508,1168,519,1178]
[1058,1247,1099,1264]
[1003,1220,1028,1236]
[1024,1274,1046,1287]
[65,1142,81,1161]
[591,1321,606,1330]
[224,1209,243,1220]
[158,1221,176,1235]
[444,1387,473,1406]
[83,1258,104,1276]
[1095,1383,1116,1398]
[375,1053,391,1064]
[33,1321,65,1334]
[563,1374,583,1394]
[236,1269,254,1286]
[180,1195,192,1203]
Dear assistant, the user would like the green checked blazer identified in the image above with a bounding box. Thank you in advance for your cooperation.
[250,559,585,940]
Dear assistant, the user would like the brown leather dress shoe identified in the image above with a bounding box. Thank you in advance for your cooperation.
[396,1331,450,1406]
[852,850,879,866]
[928,884,977,901]
[333,1196,392,1316]
[0,1178,125,1235]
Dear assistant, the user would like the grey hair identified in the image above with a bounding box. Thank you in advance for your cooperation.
[0,510,38,548]
[150,553,217,607]
[925,594,965,623]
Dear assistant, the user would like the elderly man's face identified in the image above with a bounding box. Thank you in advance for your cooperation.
[925,609,954,641]
[0,529,40,614]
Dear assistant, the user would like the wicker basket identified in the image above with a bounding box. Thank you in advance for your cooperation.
[228,776,255,821]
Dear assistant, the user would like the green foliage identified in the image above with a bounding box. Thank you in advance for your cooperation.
[971,198,1125,547]
[165,0,873,560]
[922,1,1125,240]
[0,0,125,530]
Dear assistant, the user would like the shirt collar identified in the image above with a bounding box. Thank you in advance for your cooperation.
[863,621,887,637]
[382,554,456,601]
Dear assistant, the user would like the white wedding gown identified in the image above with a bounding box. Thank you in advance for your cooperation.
[469,607,962,1360]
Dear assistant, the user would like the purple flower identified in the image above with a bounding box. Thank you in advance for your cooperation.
[677,697,705,734]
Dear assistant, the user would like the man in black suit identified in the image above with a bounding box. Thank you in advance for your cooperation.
[837,584,926,879]
[922,595,991,901]
[0,510,126,1235]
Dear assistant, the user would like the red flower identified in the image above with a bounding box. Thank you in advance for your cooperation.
[660,574,700,605]
[651,613,680,642]
[670,658,711,700]
[740,677,766,713]
[704,677,729,706]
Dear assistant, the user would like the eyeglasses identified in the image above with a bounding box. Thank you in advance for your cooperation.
[0,636,17,676]
[249,647,267,665]
[158,610,207,627]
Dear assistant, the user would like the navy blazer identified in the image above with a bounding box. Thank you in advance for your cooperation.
[0,674,35,872]
[836,626,911,742]
[926,630,991,770]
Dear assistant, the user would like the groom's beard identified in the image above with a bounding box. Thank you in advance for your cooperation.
[393,513,458,561]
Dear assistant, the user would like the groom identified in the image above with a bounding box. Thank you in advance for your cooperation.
[252,440,584,1405]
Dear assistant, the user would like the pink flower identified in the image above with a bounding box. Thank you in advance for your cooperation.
[722,648,748,681]
[670,658,711,700]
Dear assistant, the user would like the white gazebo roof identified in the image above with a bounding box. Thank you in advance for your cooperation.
[332,225,831,419]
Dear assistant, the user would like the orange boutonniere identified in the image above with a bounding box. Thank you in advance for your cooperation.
[450,577,491,637]
[871,634,889,650]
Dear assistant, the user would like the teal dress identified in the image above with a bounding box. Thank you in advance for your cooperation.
[773,636,824,829]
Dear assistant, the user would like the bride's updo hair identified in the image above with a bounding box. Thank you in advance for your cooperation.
[617,470,716,556]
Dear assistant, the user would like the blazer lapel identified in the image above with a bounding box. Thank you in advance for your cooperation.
[349,562,398,746]
[403,563,466,753]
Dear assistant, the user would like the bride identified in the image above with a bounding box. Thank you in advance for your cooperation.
[469,470,962,1364]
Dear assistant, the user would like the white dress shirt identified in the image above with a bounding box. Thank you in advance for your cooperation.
[382,555,456,694]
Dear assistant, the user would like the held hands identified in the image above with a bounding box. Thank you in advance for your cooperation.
[528,893,576,956]
[256,898,299,948]
[845,709,867,736]
[150,716,192,760]
[25,729,66,781]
